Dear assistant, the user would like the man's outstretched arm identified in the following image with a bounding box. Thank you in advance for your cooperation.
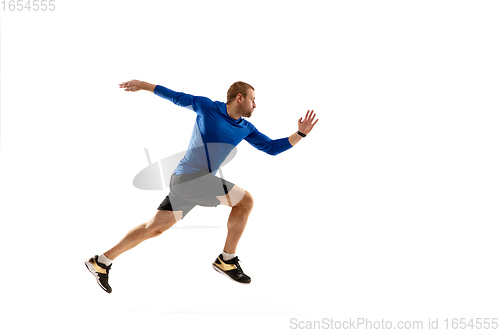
[244,110,319,155]
[119,79,201,111]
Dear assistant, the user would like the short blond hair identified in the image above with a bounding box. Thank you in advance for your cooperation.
[227,81,254,104]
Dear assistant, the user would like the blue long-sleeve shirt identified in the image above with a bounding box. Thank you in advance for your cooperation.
[154,85,293,175]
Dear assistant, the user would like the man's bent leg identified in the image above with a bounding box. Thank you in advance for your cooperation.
[216,186,254,254]
[213,186,254,284]
[104,210,182,260]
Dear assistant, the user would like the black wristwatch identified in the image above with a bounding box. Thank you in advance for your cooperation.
[297,131,307,137]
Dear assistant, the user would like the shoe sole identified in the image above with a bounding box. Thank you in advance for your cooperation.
[84,260,111,293]
[212,264,251,284]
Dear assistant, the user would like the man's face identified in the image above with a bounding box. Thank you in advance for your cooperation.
[241,89,256,117]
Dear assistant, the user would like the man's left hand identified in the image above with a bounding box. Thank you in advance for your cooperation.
[298,110,319,135]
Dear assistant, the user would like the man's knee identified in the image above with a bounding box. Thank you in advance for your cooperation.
[236,191,254,210]
[146,210,182,236]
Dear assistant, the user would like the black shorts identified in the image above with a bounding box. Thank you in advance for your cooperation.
[157,170,236,218]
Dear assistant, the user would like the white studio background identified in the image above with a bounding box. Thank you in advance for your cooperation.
[1,1,499,332]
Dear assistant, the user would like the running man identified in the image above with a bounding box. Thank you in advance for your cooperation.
[85,80,318,293]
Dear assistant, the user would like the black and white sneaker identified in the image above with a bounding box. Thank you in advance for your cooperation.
[212,254,251,284]
[85,255,112,293]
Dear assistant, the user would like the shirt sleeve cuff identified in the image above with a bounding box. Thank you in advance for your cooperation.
[153,85,176,101]
[272,137,293,155]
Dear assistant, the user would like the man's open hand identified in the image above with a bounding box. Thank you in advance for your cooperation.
[298,110,319,135]
[119,80,144,92]
[119,80,157,92]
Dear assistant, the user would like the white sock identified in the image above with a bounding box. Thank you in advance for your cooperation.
[98,254,113,266]
[221,251,236,261]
